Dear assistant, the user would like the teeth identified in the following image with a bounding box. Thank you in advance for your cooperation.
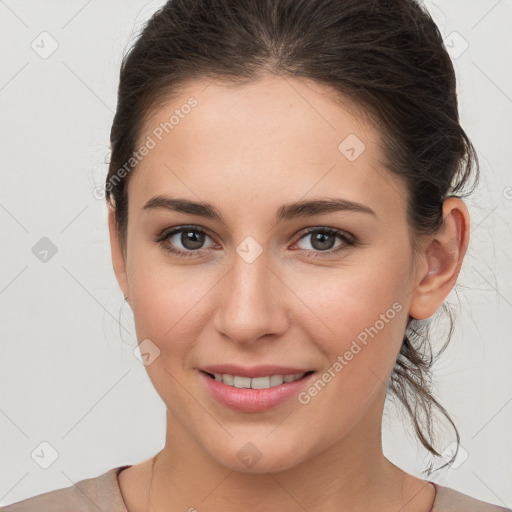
[270,375,283,386]
[251,376,270,389]
[233,376,251,388]
[223,374,234,386]
[211,372,307,389]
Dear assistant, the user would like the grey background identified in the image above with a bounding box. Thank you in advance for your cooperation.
[1,0,511,507]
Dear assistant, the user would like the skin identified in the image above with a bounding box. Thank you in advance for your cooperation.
[109,73,470,512]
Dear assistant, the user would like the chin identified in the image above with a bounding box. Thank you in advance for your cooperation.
[208,439,307,474]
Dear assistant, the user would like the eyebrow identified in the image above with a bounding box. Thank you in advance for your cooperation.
[142,195,377,223]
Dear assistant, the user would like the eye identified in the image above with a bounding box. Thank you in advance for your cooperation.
[156,226,216,258]
[294,227,356,257]
[156,225,356,259]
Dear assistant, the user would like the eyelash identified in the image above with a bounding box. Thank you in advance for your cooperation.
[155,225,357,259]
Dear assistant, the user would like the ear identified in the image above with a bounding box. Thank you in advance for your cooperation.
[108,204,130,300]
[409,197,470,320]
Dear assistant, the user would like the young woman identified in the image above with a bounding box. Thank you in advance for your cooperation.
[2,0,510,511]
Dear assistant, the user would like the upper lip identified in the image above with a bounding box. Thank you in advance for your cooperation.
[200,365,313,379]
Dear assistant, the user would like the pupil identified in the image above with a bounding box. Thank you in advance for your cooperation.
[182,230,204,250]
[313,232,334,250]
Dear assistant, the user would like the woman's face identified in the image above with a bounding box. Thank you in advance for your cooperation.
[111,74,426,472]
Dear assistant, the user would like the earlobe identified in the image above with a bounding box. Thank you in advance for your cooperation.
[408,197,470,320]
[107,205,130,300]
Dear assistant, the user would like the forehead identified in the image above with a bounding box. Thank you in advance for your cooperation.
[129,74,407,221]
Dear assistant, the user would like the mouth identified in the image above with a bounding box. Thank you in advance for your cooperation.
[199,368,316,412]
[202,370,315,389]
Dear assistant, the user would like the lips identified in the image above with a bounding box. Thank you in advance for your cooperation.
[198,365,316,412]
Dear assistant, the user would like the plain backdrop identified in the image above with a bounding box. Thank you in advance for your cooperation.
[1,0,511,507]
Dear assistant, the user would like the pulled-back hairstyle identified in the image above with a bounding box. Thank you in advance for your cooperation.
[105,0,479,476]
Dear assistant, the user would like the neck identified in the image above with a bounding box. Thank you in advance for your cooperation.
[147,389,429,512]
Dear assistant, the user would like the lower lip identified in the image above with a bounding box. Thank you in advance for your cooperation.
[199,371,315,412]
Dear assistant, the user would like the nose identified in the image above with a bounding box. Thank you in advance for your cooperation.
[213,247,289,346]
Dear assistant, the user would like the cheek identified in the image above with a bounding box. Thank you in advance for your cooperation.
[127,250,218,358]
[294,269,408,430]
[297,255,410,371]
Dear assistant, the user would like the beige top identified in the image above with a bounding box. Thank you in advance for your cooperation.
[1,465,511,512]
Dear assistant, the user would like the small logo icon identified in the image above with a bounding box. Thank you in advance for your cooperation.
[133,338,161,366]
[443,31,469,59]
[441,441,469,469]
[32,237,58,263]
[236,236,263,264]
[31,32,59,59]
[31,441,59,469]
[93,186,105,200]
[338,134,366,161]
[237,441,262,468]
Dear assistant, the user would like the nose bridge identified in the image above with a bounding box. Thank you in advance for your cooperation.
[215,241,286,343]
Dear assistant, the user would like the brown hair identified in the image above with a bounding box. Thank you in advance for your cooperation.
[106,0,479,476]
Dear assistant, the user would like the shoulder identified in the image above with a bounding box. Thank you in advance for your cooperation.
[0,466,129,512]
[433,482,512,512]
